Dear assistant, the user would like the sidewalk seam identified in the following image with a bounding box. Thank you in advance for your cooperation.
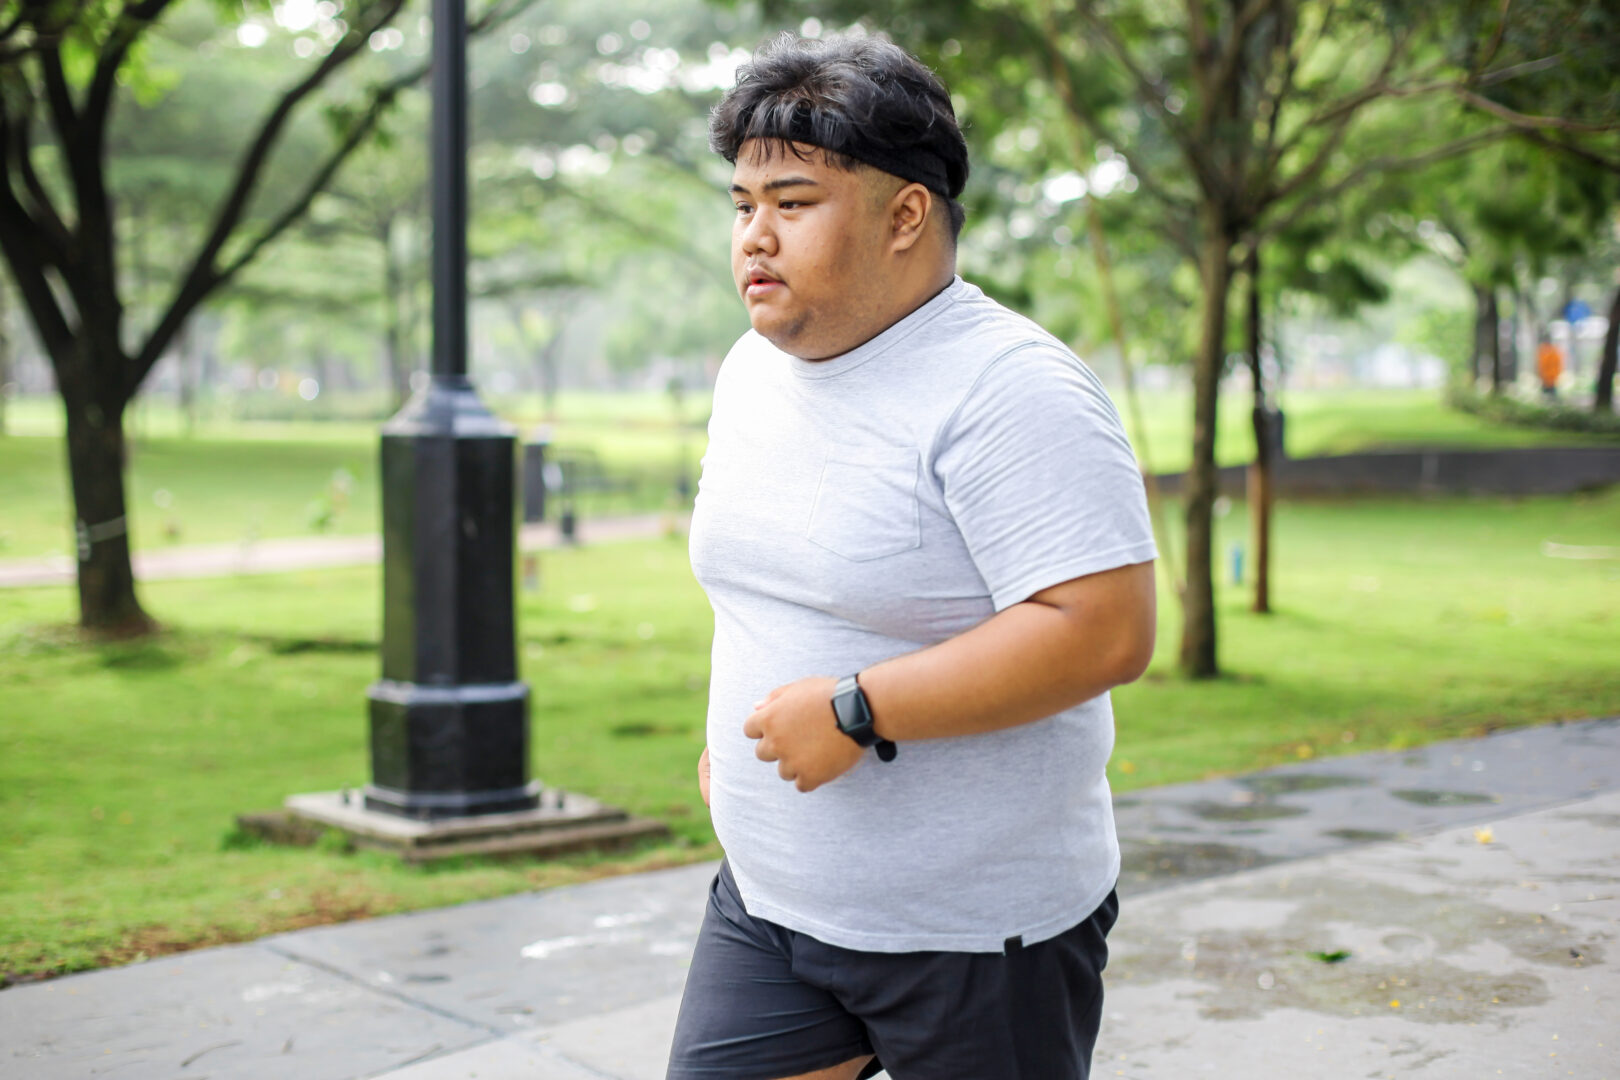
[261,941,504,1039]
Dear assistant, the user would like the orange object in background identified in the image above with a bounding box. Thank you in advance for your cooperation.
[1537,342,1564,389]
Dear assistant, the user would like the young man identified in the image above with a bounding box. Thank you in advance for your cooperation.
[668,33,1158,1080]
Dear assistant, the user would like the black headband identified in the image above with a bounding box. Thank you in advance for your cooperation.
[785,109,958,199]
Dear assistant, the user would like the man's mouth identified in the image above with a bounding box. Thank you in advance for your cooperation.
[745,267,783,297]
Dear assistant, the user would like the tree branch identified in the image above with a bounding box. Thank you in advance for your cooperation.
[1203,0,1284,140]
[1456,87,1620,134]
[130,0,409,388]
[36,42,80,142]
[1260,41,1429,189]
[84,0,177,145]
[0,148,76,362]
[1256,127,1512,247]
[1073,0,1213,190]
[132,56,420,386]
[1519,128,1620,176]
[1038,0,1196,257]
[3,88,73,261]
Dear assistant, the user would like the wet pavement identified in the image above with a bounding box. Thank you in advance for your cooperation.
[3,716,1616,1079]
[1114,716,1620,894]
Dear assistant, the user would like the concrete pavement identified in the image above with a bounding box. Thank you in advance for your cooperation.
[0,513,687,588]
[4,716,1617,1079]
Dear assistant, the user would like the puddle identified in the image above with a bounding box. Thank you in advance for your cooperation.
[1390,789,1497,807]
[1188,801,1308,822]
[1119,841,1277,885]
[1242,773,1369,797]
[1323,828,1400,843]
[1107,877,1595,1026]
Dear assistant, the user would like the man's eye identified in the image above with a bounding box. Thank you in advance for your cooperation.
[734,203,753,215]
[779,201,803,210]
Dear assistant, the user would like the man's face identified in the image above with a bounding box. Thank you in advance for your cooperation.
[729,140,897,360]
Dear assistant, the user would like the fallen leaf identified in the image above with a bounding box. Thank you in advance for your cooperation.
[1309,950,1351,964]
[1474,827,1494,844]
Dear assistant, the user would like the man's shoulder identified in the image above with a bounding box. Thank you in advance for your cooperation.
[926,282,1077,371]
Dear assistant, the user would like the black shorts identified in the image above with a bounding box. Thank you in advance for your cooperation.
[666,860,1118,1080]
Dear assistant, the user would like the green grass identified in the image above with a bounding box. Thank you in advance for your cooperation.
[0,392,708,560]
[2,491,1618,980]
[5,387,1611,560]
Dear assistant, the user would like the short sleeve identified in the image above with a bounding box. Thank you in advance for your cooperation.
[932,343,1158,611]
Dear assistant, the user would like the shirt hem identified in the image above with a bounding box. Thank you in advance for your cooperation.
[729,854,1122,955]
[990,540,1160,612]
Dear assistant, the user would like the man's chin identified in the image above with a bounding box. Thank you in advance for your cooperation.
[749,311,803,351]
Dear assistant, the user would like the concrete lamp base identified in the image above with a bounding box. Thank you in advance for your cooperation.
[239,789,669,863]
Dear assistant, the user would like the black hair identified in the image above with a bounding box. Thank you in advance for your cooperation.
[709,32,970,240]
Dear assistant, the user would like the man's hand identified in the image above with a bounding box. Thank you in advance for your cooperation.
[698,746,711,807]
[743,676,865,792]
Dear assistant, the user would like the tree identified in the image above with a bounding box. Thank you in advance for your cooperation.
[790,0,1615,676]
[0,0,532,634]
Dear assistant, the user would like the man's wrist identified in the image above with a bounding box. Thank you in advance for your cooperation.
[831,673,897,761]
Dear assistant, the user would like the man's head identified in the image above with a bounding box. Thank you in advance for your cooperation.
[710,34,970,359]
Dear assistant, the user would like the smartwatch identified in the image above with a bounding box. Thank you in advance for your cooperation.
[831,674,898,762]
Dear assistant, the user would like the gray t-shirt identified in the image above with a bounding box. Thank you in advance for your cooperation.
[689,277,1157,953]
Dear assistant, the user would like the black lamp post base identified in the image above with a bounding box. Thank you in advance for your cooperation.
[366,678,540,820]
[362,781,542,820]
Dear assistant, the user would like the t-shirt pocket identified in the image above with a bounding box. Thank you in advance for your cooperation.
[806,448,922,561]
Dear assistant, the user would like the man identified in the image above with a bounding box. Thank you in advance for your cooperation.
[668,32,1158,1080]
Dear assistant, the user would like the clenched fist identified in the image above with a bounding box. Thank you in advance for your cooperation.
[742,676,866,792]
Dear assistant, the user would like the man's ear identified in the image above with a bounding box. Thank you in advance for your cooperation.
[889,183,933,252]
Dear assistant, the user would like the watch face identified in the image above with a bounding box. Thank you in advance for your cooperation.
[833,678,876,744]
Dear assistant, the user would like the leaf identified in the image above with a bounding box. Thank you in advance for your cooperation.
[1308,949,1351,963]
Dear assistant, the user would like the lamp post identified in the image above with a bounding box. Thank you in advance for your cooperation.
[363,0,539,819]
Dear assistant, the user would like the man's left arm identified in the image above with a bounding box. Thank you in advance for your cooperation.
[743,559,1156,791]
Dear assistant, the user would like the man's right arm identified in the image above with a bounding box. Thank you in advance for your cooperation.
[698,745,711,807]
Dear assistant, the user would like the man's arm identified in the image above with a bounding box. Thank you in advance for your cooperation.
[743,559,1156,791]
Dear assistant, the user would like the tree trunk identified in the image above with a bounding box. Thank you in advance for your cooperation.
[1597,283,1620,414]
[1180,212,1234,679]
[1471,285,1493,387]
[0,287,10,437]
[1488,289,1503,394]
[1244,248,1271,616]
[1503,290,1522,385]
[63,386,153,635]
[382,218,410,410]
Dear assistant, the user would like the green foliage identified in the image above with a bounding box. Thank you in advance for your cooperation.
[1397,305,1472,376]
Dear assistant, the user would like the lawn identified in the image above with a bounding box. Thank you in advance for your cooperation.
[0,391,708,560]
[2,490,1617,982]
[4,387,1612,560]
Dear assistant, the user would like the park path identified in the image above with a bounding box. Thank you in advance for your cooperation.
[0,513,687,589]
[4,716,1617,1079]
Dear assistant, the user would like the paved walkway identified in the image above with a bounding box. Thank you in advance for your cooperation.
[4,717,1617,1079]
[0,514,687,588]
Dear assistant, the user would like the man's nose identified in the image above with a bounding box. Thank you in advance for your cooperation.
[739,210,777,256]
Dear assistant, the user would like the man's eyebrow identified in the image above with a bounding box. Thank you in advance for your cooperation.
[729,177,821,195]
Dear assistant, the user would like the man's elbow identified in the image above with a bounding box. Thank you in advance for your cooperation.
[1105,586,1157,687]
[1111,614,1156,686]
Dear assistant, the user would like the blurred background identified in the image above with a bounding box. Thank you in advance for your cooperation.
[1,0,1616,984]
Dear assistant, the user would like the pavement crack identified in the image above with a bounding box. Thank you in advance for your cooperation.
[179,1039,241,1067]
[260,942,505,1038]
